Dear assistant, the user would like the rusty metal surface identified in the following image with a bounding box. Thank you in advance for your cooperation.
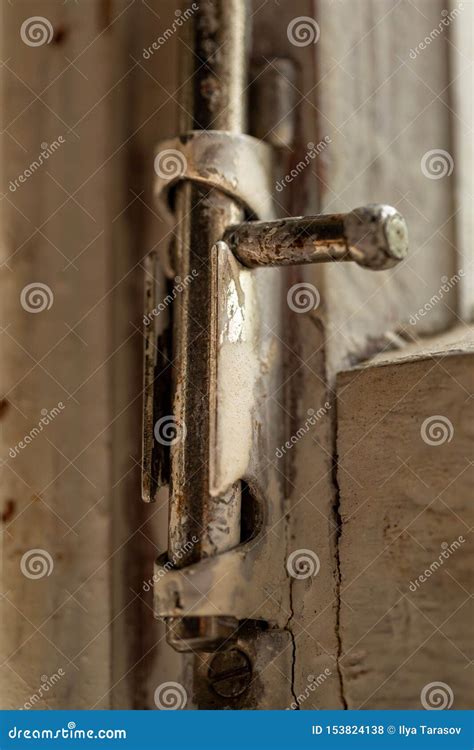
[154,246,289,627]
[153,131,275,234]
[225,205,408,270]
[142,252,172,502]
[163,0,250,652]
[178,0,250,134]
[148,0,343,708]
[150,0,410,691]
[151,0,294,660]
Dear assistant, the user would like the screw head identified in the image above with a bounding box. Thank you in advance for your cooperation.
[208,648,252,698]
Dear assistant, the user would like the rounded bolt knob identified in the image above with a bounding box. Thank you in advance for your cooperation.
[344,204,409,270]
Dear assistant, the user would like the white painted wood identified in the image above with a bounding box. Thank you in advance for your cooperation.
[0,0,118,709]
[114,0,185,711]
[315,0,463,373]
[450,0,474,321]
[257,0,472,709]
[0,0,183,710]
[1,0,470,712]
[336,334,473,708]
[251,0,346,709]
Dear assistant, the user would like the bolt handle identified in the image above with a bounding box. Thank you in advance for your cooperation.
[225,204,408,271]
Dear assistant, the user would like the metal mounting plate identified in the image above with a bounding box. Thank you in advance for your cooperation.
[154,243,291,627]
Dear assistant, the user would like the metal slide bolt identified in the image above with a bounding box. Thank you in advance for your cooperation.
[224,204,408,271]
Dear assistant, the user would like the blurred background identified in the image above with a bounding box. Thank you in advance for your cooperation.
[0,0,472,709]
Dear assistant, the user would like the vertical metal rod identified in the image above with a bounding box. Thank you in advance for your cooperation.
[167,0,250,652]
